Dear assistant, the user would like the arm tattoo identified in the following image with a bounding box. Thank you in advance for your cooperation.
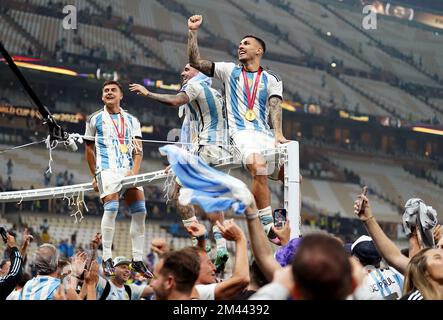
[188,30,213,76]
[269,96,283,135]
[147,92,189,107]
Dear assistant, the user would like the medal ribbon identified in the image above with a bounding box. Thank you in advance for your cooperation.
[242,67,262,111]
[110,113,125,145]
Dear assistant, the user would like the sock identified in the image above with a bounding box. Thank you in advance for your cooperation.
[101,200,118,261]
[212,225,227,251]
[129,201,147,261]
[182,216,199,246]
[258,206,274,236]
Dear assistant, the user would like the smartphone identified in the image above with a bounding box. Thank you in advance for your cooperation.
[273,208,287,229]
[357,186,368,213]
[0,227,8,243]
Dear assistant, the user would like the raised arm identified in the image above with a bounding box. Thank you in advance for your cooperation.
[245,205,281,281]
[0,234,23,300]
[129,84,189,107]
[354,195,409,273]
[187,15,214,76]
[213,219,250,300]
[269,96,288,144]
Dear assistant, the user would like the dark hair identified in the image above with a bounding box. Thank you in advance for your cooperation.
[0,259,9,269]
[242,35,266,53]
[17,272,32,288]
[102,80,123,93]
[160,246,201,294]
[291,234,352,300]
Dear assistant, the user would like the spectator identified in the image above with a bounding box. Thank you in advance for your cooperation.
[5,176,12,191]
[233,260,269,300]
[401,247,443,300]
[189,220,250,300]
[0,259,11,277]
[0,233,23,300]
[350,235,404,300]
[19,244,62,300]
[96,256,153,300]
[43,168,51,186]
[150,247,201,300]
[250,233,355,300]
[6,159,13,176]
[354,194,418,274]
[6,272,32,300]
[70,231,77,247]
[68,173,75,185]
[40,219,50,243]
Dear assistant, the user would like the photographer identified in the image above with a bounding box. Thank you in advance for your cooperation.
[0,231,23,300]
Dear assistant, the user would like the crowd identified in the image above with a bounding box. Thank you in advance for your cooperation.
[1,142,442,301]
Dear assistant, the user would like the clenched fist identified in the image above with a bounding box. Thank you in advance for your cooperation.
[188,15,203,30]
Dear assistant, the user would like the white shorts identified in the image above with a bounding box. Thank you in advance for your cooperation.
[198,145,231,165]
[96,168,143,199]
[231,130,281,178]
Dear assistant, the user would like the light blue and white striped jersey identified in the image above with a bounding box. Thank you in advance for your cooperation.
[181,82,227,146]
[356,266,404,300]
[19,276,61,300]
[214,62,283,135]
[96,276,146,300]
[84,107,142,174]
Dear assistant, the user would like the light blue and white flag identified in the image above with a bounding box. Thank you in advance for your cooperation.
[159,145,253,214]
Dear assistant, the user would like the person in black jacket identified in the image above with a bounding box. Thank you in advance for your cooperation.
[0,233,23,300]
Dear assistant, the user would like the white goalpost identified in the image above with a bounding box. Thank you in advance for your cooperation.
[0,142,300,237]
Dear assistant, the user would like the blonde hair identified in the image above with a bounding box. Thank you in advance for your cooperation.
[403,248,441,300]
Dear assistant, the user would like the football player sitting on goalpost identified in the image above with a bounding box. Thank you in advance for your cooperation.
[187,14,289,244]
[129,65,231,272]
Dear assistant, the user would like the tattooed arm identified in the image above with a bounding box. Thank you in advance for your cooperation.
[269,96,288,144]
[129,84,189,107]
[187,15,214,76]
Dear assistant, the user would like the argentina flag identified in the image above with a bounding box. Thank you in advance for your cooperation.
[159,145,253,214]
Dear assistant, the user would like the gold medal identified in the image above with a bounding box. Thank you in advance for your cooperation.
[245,109,256,121]
[120,144,128,153]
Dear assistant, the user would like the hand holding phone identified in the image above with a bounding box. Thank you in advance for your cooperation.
[273,208,287,229]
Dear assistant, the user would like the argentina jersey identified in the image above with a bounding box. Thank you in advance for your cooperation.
[213,62,283,135]
[353,266,404,300]
[84,107,142,174]
[96,277,145,300]
[182,81,227,146]
[19,276,61,300]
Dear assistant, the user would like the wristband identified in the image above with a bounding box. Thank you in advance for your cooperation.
[196,231,208,241]
[362,216,375,223]
[246,213,259,220]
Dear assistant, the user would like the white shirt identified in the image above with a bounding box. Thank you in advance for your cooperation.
[195,283,217,300]
[182,82,227,147]
[96,276,146,300]
[6,289,21,300]
[353,266,404,300]
[214,62,283,134]
[84,107,142,174]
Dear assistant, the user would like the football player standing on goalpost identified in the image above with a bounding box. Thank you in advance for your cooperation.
[187,15,288,244]
[84,80,153,278]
